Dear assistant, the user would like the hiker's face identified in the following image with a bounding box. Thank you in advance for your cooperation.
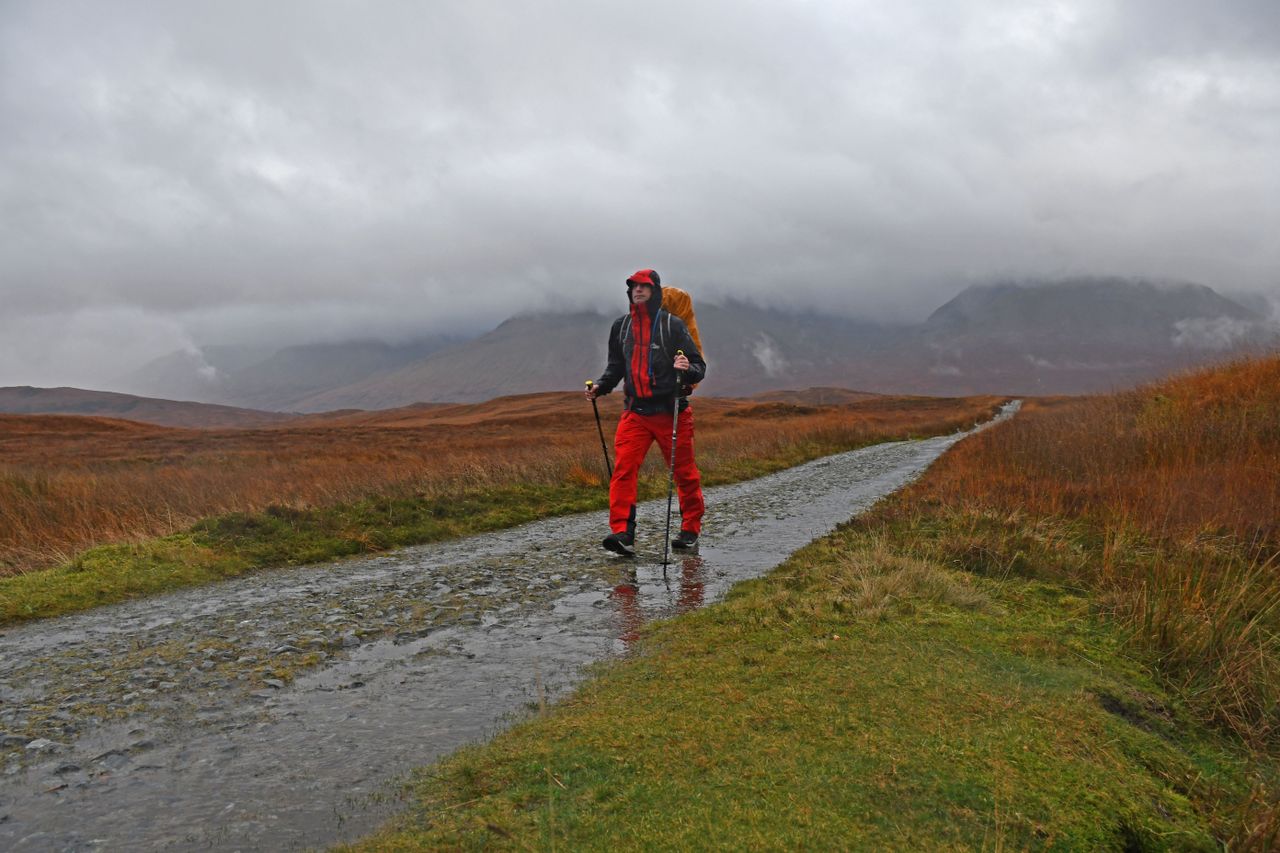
[630,284,652,304]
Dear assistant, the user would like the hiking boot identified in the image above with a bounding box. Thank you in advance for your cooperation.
[602,531,636,557]
[671,530,699,550]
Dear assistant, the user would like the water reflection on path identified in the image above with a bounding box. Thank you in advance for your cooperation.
[609,555,706,649]
[0,404,1015,851]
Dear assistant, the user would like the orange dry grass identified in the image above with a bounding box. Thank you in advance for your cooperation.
[0,392,1001,575]
[886,354,1280,746]
[913,355,1280,547]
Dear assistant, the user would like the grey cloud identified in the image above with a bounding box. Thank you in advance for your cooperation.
[1102,1,1280,59]
[1171,315,1260,350]
[2,1,1279,388]
[751,334,788,379]
[0,306,201,388]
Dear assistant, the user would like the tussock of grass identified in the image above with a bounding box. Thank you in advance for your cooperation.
[0,536,249,622]
[826,539,993,618]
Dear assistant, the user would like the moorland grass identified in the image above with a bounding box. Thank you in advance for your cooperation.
[876,355,1280,748]
[0,394,1001,575]
[0,483,600,623]
[0,397,1001,624]
[346,530,1264,851]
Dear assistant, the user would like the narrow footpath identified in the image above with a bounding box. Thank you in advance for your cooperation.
[0,403,1016,851]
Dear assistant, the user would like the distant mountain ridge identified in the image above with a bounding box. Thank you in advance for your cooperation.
[901,278,1274,394]
[114,277,1275,409]
[926,279,1254,345]
[0,386,300,429]
[125,336,459,411]
[291,312,610,412]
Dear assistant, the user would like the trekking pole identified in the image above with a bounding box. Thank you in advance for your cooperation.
[661,351,685,573]
[585,381,613,479]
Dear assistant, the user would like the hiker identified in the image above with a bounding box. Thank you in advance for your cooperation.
[584,269,707,556]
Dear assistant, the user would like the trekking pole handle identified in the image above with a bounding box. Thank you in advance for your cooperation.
[586,380,612,478]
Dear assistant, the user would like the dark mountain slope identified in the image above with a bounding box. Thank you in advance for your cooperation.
[0,387,298,429]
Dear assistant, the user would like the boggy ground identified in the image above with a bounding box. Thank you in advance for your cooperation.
[0,391,1002,623]
[348,355,1280,851]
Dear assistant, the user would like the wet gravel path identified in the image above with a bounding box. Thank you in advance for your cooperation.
[0,403,1015,851]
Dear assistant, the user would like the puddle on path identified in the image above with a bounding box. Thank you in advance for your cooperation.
[0,403,1016,850]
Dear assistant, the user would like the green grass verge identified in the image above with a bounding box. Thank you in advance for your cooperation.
[0,428,943,626]
[0,482,602,625]
[344,525,1265,851]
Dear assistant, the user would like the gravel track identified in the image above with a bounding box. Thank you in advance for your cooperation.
[0,402,1015,850]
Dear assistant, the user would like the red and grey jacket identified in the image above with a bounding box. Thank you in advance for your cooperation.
[594,279,706,415]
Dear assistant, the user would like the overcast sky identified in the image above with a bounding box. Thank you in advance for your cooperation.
[3,0,1279,388]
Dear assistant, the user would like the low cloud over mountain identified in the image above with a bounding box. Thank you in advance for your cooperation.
[98,277,1276,410]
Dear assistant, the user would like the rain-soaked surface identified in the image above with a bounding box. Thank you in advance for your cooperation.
[0,402,1016,851]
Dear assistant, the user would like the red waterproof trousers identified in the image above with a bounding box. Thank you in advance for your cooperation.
[610,408,704,535]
